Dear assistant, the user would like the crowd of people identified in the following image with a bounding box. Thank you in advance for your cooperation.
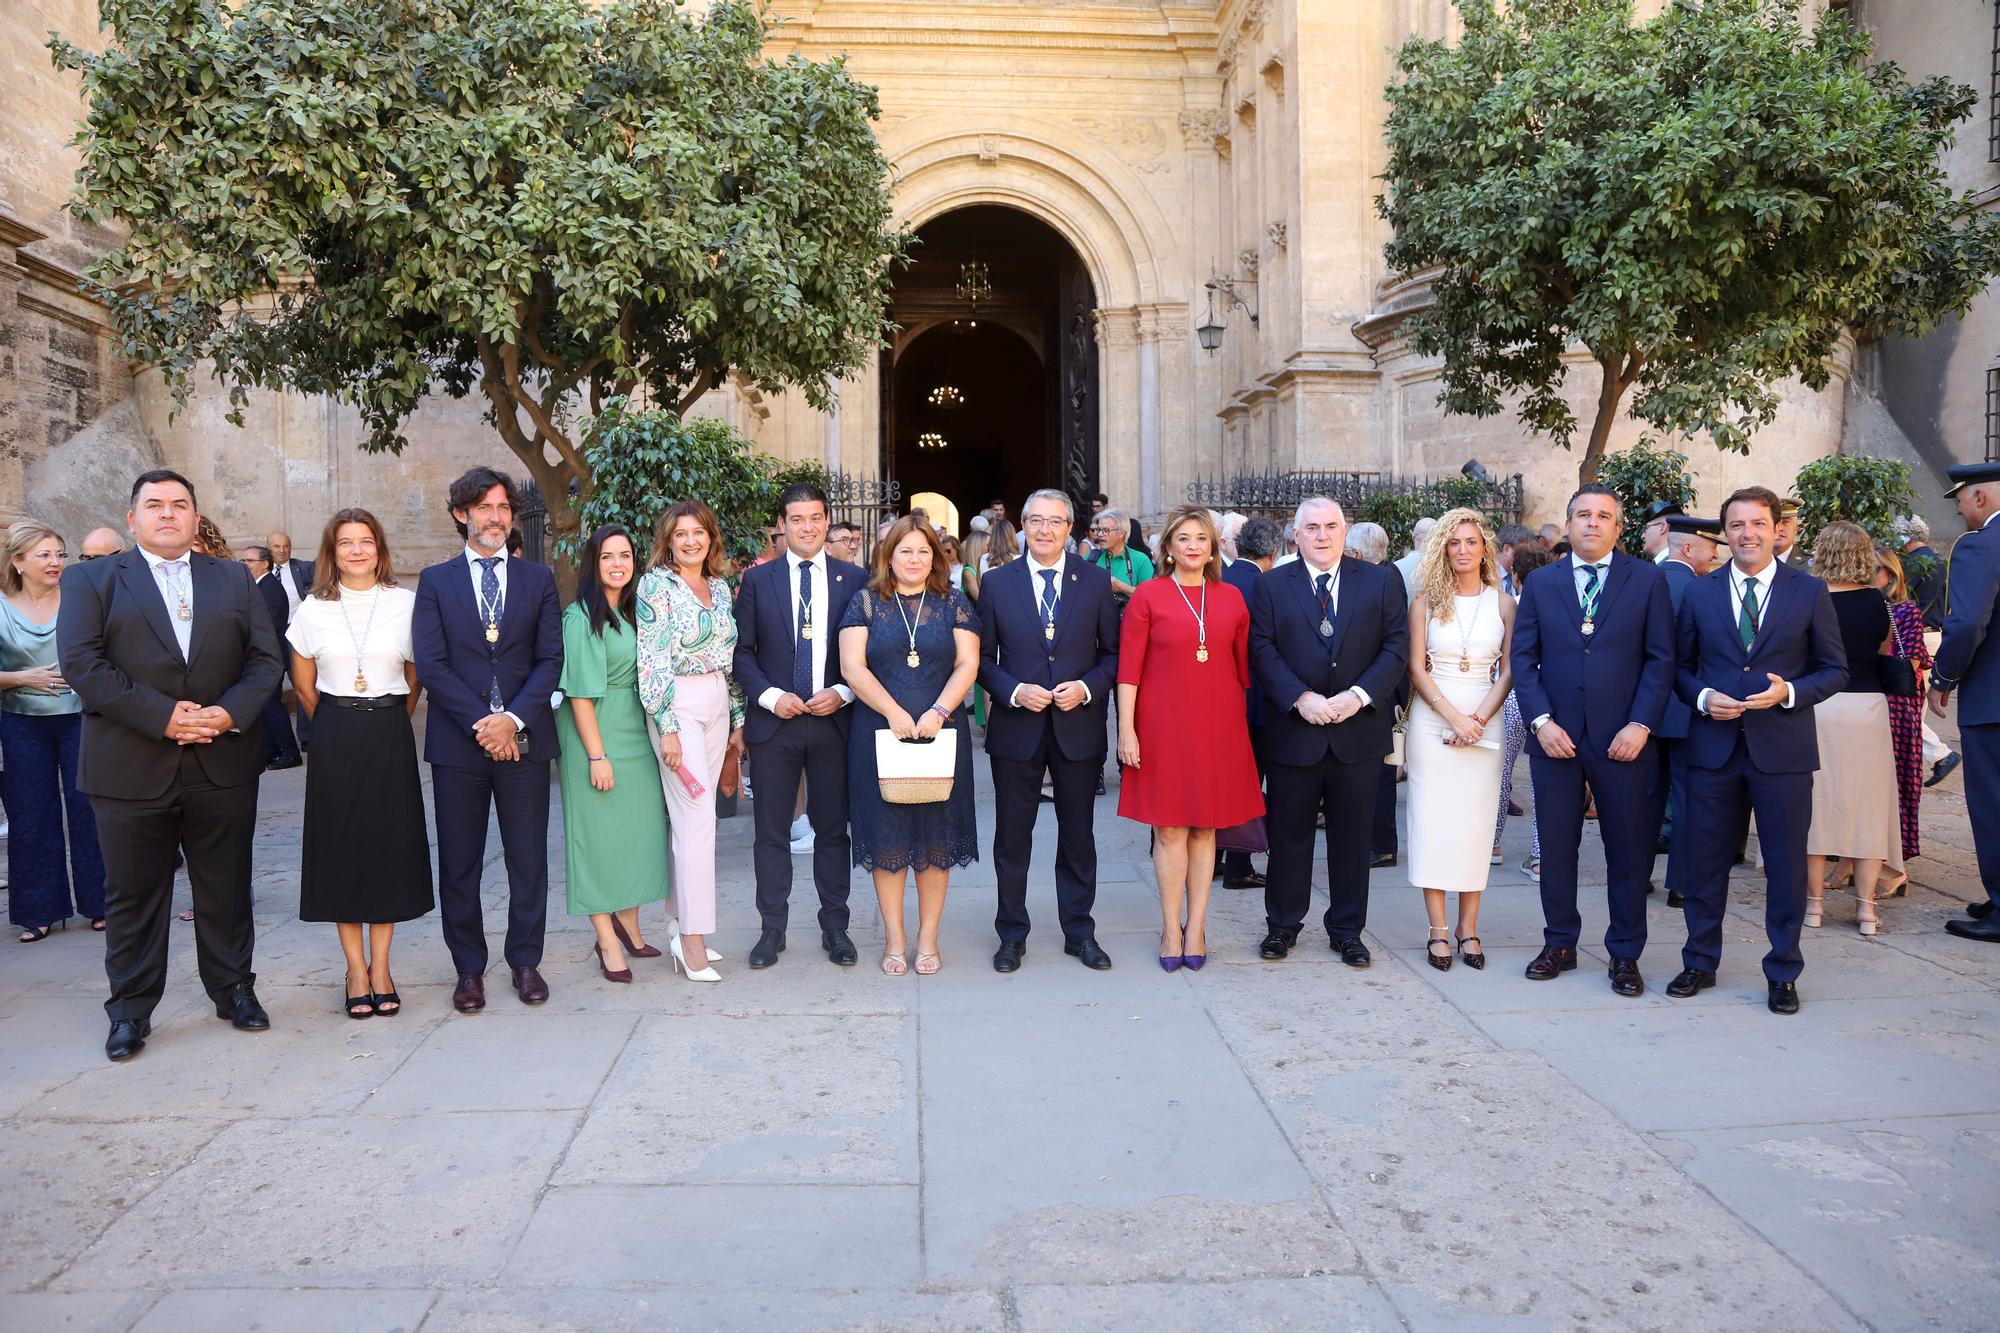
[8,458,2000,1064]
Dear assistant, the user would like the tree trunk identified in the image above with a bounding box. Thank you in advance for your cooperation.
[1579,352,1641,486]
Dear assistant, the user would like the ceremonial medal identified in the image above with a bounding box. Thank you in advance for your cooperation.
[485,622,499,643]
[1459,656,1470,672]
[906,651,921,668]
[801,623,815,640]
[1581,620,1596,637]
[1318,618,1333,637]
[1172,577,1210,665]
[1196,646,1210,663]
[894,589,927,674]
[1044,624,1055,641]
[339,583,384,695]
[354,672,369,692]
[176,602,192,622]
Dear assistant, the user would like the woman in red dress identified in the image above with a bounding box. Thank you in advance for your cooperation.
[1117,506,1265,972]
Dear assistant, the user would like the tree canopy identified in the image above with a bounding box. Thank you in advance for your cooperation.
[53,0,907,544]
[1378,0,2000,482]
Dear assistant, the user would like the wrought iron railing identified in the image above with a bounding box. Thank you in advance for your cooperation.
[1184,468,1526,528]
[825,470,902,558]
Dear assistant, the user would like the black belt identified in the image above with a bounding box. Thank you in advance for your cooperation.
[319,693,406,711]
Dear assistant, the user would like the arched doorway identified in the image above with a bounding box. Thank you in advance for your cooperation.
[883,206,1099,532]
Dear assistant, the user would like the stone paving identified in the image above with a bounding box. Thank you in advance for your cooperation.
[2,709,1997,1331]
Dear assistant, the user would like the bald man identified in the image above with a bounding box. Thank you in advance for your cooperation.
[79,528,125,561]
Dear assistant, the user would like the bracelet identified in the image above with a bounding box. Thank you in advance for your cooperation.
[929,705,952,722]
[588,755,608,763]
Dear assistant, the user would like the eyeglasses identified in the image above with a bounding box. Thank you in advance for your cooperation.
[765,532,782,543]
[78,552,107,561]
[1021,516,1070,531]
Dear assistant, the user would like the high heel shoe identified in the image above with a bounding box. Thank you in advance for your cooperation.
[1158,952,1183,973]
[1879,871,1909,898]
[1804,895,1824,929]
[1856,899,1880,937]
[594,942,633,983]
[609,915,661,959]
[1425,926,1453,971]
[342,973,375,1019]
[659,914,723,964]
[1456,935,1485,970]
[1181,953,1207,971]
[670,935,721,983]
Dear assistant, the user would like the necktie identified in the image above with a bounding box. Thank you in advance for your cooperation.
[160,560,192,656]
[1580,563,1602,619]
[1039,568,1058,643]
[1739,575,1760,650]
[793,561,814,698]
[477,557,504,709]
[1315,571,1335,637]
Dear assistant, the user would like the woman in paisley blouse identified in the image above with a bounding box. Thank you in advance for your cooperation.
[637,500,747,983]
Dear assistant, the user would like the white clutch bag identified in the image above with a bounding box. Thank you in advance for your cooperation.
[875,728,959,804]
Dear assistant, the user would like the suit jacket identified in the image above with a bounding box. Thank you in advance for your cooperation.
[411,553,564,766]
[1654,559,1699,741]
[57,548,285,799]
[283,557,316,602]
[1510,550,1674,752]
[1674,559,1848,772]
[256,571,290,640]
[1250,555,1409,767]
[732,551,864,745]
[976,554,1119,763]
[1220,558,1267,730]
[1934,519,2000,725]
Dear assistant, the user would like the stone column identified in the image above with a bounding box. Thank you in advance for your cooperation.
[1137,313,1161,519]
[1095,307,1142,517]
[0,203,46,522]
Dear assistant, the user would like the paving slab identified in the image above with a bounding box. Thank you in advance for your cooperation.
[502,1184,922,1289]
[0,1290,156,1332]
[1013,1275,1404,1331]
[55,1111,575,1290]
[361,1010,637,1115]
[424,1284,1005,1332]
[129,1287,435,1332]
[554,1013,917,1185]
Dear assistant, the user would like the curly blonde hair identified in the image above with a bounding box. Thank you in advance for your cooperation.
[1414,507,1500,623]
[1809,520,1876,586]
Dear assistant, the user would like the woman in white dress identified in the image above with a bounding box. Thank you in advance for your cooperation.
[1405,508,1515,972]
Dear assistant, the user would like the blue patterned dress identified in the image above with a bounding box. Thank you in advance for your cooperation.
[839,587,979,873]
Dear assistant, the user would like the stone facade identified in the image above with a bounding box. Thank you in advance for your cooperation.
[0,0,1966,558]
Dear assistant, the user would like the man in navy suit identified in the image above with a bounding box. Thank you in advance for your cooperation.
[239,545,303,769]
[1217,516,1282,888]
[1668,485,1847,1014]
[1250,497,1409,967]
[1930,463,2000,942]
[732,482,864,969]
[412,467,564,1012]
[978,489,1121,972]
[1511,484,1676,996]
[1647,514,1722,908]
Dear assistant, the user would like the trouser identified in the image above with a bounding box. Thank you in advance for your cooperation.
[991,724,1100,944]
[93,748,257,1023]
[749,715,851,933]
[260,695,300,764]
[1263,752,1379,939]
[1922,722,1950,769]
[651,674,730,935]
[1493,691,1528,848]
[1371,762,1398,859]
[432,758,551,975]
[1,711,105,927]
[1220,734,1267,879]
[1962,722,2000,910]
[1529,737,1653,960]
[1681,735,1811,984]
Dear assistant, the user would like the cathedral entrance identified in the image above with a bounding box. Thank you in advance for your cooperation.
[882,206,1099,534]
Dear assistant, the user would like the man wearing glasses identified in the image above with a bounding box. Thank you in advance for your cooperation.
[78,528,125,561]
[752,524,787,568]
[825,522,863,565]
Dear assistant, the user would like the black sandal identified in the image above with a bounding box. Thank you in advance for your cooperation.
[90,917,106,932]
[371,986,401,1016]
[344,991,376,1019]
[17,925,51,944]
[1426,926,1453,971]
[1457,935,1486,970]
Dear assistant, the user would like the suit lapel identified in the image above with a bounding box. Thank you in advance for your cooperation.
[185,553,224,665]
[446,555,484,641]
[1589,554,1632,632]
[1324,558,1358,660]
[1555,559,1584,630]
[1748,562,1786,659]
[1013,560,1045,652]
[1286,559,1323,645]
[117,550,184,662]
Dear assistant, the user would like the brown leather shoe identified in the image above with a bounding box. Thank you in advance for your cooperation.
[452,973,486,1012]
[1523,945,1578,981]
[511,965,549,1004]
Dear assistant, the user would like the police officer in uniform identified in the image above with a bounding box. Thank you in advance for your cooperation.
[1932,463,2000,942]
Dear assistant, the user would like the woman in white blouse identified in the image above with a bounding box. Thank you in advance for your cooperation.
[286,508,433,1019]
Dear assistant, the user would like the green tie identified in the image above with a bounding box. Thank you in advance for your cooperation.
[1738,576,1760,650]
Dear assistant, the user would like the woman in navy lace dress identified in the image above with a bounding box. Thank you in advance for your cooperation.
[838,515,981,976]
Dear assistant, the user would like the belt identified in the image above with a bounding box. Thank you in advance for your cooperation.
[319,693,407,711]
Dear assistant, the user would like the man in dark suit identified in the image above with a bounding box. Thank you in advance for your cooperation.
[1512,484,1676,996]
[58,469,285,1062]
[265,530,316,746]
[239,545,302,769]
[1250,497,1410,967]
[732,481,864,969]
[1217,516,1282,888]
[1647,515,1722,908]
[978,488,1120,972]
[1930,463,2000,941]
[1669,485,1847,1014]
[411,466,564,1012]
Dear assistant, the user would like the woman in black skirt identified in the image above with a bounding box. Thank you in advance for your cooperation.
[287,508,433,1017]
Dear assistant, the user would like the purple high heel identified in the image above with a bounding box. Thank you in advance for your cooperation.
[1181,953,1207,971]
[1158,953,1183,973]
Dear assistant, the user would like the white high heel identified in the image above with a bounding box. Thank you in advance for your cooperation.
[665,915,723,964]
[671,935,721,983]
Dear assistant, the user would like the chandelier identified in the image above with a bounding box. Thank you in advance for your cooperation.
[927,385,964,410]
[955,259,991,309]
[917,432,948,451]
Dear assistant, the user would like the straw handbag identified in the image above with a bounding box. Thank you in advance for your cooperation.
[874,729,958,804]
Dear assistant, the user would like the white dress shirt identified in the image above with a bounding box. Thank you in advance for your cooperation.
[1696,559,1795,715]
[138,543,196,661]
[1009,552,1092,706]
[757,548,853,712]
[1301,556,1370,709]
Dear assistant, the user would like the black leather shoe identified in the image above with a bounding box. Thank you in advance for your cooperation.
[105,1018,149,1062]
[1065,936,1113,970]
[1369,852,1397,868]
[747,928,786,969]
[1666,888,1685,909]
[1665,967,1717,999]
[452,973,486,1012]
[822,929,858,966]
[993,940,1025,973]
[1608,957,1644,997]
[1524,945,1577,981]
[1946,913,2000,941]
[1968,899,1995,921]
[1927,751,1962,787]
[1645,881,1658,896]
[1258,927,1299,960]
[1223,871,1267,890]
[266,755,303,770]
[1330,936,1371,968]
[213,981,270,1030]
[1767,981,1800,1015]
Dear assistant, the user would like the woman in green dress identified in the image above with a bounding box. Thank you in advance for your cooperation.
[556,524,672,982]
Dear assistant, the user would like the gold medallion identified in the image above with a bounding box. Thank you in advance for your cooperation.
[485,624,499,644]
[353,673,368,693]
[1459,656,1470,672]
[1044,624,1055,641]
[1196,646,1209,663]
[802,624,815,640]
[906,651,920,668]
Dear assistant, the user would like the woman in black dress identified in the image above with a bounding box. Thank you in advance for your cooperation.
[838,515,980,975]
[287,509,434,1017]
